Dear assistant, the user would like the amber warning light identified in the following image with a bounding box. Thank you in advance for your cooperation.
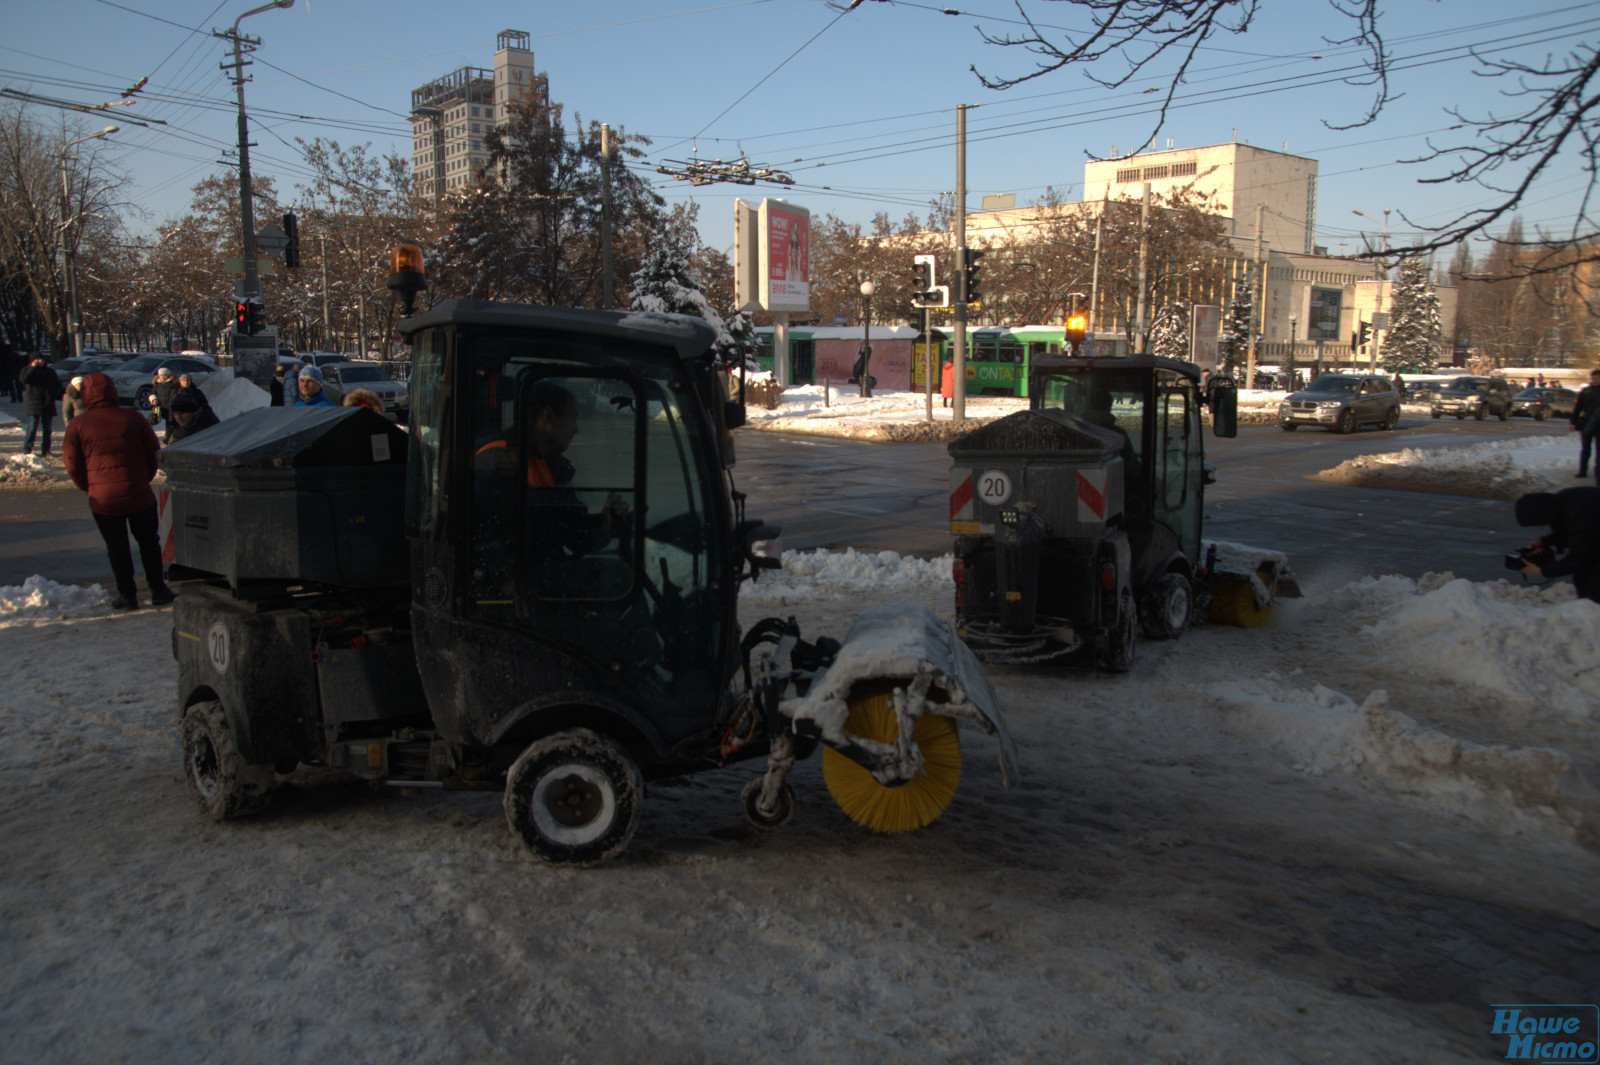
[387,244,428,316]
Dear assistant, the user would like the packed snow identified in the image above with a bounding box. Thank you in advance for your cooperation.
[1317,434,1583,497]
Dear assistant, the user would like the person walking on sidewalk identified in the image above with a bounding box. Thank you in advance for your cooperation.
[20,356,63,456]
[62,373,174,611]
[1572,367,1600,482]
[0,334,21,403]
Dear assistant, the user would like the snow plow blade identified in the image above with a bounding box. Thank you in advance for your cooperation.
[1205,540,1302,628]
[779,603,1017,833]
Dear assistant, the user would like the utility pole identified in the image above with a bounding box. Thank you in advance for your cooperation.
[953,104,969,422]
[1245,202,1265,388]
[57,127,116,359]
[216,0,292,387]
[600,124,616,309]
[1088,196,1104,334]
[1136,182,1150,352]
[319,232,331,349]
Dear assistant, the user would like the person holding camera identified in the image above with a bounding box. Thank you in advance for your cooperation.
[1514,487,1600,603]
[1573,367,1600,481]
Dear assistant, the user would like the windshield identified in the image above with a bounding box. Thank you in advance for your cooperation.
[338,366,387,383]
[1306,376,1359,394]
[119,356,163,373]
[1514,389,1550,399]
[1444,379,1490,393]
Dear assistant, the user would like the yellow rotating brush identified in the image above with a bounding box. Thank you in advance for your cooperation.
[822,680,962,833]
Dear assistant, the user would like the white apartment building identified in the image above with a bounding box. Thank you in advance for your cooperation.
[410,30,546,199]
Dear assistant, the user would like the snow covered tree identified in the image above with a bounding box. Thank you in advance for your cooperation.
[1149,301,1190,359]
[629,229,759,370]
[1383,256,1442,370]
[1221,285,1254,373]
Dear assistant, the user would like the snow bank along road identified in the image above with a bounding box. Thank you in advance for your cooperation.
[2,555,1597,1064]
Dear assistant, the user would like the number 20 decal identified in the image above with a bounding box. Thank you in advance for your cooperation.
[977,470,1012,506]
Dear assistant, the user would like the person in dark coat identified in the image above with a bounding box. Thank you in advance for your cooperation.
[173,373,210,413]
[270,362,288,406]
[1515,487,1600,603]
[0,335,21,402]
[20,356,64,456]
[62,373,173,610]
[150,367,179,441]
[1572,368,1600,481]
[165,391,219,443]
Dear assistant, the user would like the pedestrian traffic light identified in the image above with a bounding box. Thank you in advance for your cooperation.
[235,298,265,336]
[282,211,300,269]
[963,247,985,305]
[1066,314,1088,345]
[234,300,249,333]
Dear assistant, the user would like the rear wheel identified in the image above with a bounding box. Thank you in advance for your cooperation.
[1535,407,1549,421]
[1100,592,1137,673]
[135,384,156,412]
[504,729,642,866]
[1380,406,1399,430]
[182,701,274,821]
[1498,404,1509,421]
[1431,410,1441,419]
[1139,573,1192,640]
[1474,406,1486,421]
[1456,412,1465,420]
[1336,408,1357,434]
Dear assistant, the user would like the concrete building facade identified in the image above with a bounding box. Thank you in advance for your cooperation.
[409,30,545,200]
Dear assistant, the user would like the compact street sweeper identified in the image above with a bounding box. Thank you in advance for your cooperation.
[948,350,1298,670]
[162,248,1012,865]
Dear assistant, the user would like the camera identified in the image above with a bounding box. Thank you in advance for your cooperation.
[1505,545,1555,571]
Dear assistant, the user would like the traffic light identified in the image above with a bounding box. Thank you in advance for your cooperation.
[963,247,985,305]
[282,211,300,269]
[1358,320,1371,350]
[911,257,931,293]
[1066,314,1088,345]
[235,299,265,335]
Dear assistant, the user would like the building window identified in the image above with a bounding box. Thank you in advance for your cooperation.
[1171,161,1197,177]
[1116,167,1141,183]
[1143,165,1169,180]
[471,106,479,117]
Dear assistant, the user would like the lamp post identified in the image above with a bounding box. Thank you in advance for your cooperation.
[859,279,875,398]
[59,125,117,360]
[1351,207,1391,263]
[1287,313,1298,389]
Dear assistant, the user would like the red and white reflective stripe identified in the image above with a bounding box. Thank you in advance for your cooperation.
[156,488,175,564]
[1076,469,1107,523]
[949,471,974,523]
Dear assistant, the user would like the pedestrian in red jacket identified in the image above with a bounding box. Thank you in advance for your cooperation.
[62,373,174,610]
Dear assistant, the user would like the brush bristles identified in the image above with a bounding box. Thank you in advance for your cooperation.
[822,683,962,833]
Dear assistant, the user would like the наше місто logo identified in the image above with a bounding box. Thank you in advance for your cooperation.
[1491,1005,1599,1062]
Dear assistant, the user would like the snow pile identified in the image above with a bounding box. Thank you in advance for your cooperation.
[0,575,109,621]
[0,409,17,427]
[744,548,952,600]
[205,372,271,420]
[742,385,1024,441]
[1317,435,1577,497]
[0,450,72,487]
[1211,573,1600,843]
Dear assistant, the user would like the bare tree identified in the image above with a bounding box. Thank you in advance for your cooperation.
[969,1,1596,276]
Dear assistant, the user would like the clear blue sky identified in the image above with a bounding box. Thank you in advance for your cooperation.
[3,0,1594,265]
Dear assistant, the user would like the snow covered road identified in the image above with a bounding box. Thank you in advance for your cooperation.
[2,560,1596,1064]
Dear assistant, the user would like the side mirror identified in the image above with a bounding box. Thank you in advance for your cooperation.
[1212,384,1238,438]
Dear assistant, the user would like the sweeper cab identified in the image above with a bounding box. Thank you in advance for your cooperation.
[948,350,1298,670]
[162,248,1013,865]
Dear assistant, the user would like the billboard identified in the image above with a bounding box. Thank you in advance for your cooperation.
[1190,304,1220,366]
[759,200,810,312]
[1308,287,1342,341]
[733,199,761,312]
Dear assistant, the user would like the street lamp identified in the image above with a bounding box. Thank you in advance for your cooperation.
[859,278,875,398]
[1351,207,1392,262]
[59,125,117,360]
[220,0,294,309]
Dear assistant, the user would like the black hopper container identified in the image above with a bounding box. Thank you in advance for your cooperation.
[159,406,409,591]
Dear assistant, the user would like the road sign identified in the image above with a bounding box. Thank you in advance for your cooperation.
[224,258,277,277]
[254,221,289,253]
[231,332,278,390]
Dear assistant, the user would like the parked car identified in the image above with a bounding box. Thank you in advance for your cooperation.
[1510,386,1578,421]
[102,353,220,411]
[1278,373,1402,433]
[318,361,410,420]
[52,354,131,386]
[300,351,352,369]
[1431,376,1515,421]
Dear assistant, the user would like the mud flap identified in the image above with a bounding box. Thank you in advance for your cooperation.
[778,603,1019,786]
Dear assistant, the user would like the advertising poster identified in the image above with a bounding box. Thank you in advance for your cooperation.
[1308,288,1343,340]
[760,200,810,312]
[1190,304,1220,366]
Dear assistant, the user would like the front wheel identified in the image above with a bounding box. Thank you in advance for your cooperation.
[741,778,796,829]
[182,701,274,821]
[1535,407,1549,421]
[1139,573,1192,640]
[504,729,642,866]
[1280,423,1298,432]
[1475,406,1486,421]
[1498,405,1509,422]
[1380,406,1399,430]
[1431,410,1442,419]
[136,384,156,412]
[1336,409,1357,434]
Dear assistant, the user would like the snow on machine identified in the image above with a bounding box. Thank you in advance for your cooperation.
[948,349,1298,670]
[162,251,1012,865]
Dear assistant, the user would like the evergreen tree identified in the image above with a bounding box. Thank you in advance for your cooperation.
[1149,301,1190,359]
[1222,285,1254,374]
[629,230,752,366]
[1384,256,1442,370]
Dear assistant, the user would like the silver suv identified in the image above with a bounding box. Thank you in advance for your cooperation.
[1278,373,1401,433]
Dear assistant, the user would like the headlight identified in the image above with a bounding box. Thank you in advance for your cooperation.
[1317,400,1344,409]
[1278,401,1291,411]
